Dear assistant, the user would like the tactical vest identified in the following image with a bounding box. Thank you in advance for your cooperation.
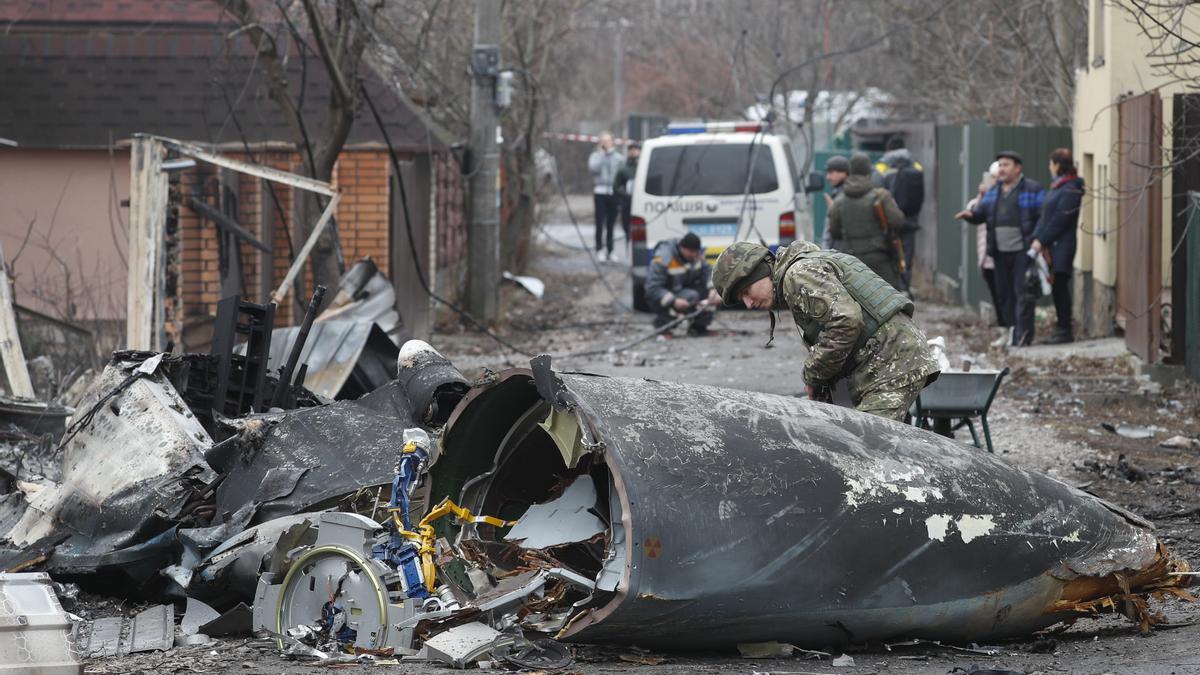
[777,249,913,351]
[838,188,889,257]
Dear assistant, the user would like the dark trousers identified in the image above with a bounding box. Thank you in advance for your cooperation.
[593,193,618,253]
[1051,271,1072,335]
[619,194,632,241]
[899,227,916,288]
[652,288,714,332]
[981,267,1007,327]
[993,251,1030,345]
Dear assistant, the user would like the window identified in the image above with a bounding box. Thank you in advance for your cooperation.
[644,144,779,196]
[1092,0,1106,67]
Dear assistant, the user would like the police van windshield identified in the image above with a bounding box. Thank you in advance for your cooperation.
[644,144,778,196]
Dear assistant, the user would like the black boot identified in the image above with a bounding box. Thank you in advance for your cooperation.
[1045,329,1074,344]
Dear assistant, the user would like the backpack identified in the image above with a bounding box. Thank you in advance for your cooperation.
[887,165,925,218]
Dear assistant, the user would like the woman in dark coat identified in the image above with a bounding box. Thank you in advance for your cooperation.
[1031,148,1084,344]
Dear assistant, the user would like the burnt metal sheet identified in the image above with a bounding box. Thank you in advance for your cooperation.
[0,361,216,585]
[213,380,417,528]
[128,604,174,653]
[198,602,254,637]
[260,321,398,400]
[318,258,402,343]
[0,396,72,440]
[437,368,1190,649]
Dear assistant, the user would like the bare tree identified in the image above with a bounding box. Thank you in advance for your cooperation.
[216,0,384,310]
[881,0,1086,126]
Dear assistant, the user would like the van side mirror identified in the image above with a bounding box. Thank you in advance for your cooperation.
[803,171,826,194]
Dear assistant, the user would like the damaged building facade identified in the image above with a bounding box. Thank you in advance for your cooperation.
[0,0,465,361]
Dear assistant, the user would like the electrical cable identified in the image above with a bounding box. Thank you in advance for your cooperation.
[361,83,539,358]
[560,306,707,359]
[364,83,718,360]
[547,136,633,312]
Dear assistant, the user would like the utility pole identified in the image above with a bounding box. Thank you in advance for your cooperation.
[612,25,624,128]
[466,0,502,322]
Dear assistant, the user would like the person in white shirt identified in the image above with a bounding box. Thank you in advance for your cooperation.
[588,133,625,262]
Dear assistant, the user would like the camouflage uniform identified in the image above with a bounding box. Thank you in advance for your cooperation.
[712,241,940,421]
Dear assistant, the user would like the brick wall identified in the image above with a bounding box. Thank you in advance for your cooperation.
[178,149,392,327]
[333,151,391,279]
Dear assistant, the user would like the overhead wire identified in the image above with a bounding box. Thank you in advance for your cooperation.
[363,85,712,360]
[361,83,539,358]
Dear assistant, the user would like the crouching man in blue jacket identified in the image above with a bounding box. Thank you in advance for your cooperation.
[645,233,720,336]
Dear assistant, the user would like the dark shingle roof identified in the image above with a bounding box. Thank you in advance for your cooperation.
[0,23,445,151]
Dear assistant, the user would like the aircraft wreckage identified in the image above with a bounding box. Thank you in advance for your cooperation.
[248,343,1190,654]
[0,338,1189,663]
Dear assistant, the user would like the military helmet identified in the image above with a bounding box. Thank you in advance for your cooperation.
[712,241,773,306]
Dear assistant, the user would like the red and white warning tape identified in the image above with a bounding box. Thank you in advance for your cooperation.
[544,132,636,145]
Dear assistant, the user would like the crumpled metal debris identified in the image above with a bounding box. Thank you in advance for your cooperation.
[423,622,501,668]
[0,356,218,587]
[261,321,398,401]
[317,257,402,343]
[420,358,1193,649]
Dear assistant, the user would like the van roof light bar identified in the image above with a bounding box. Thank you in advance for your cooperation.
[666,121,769,135]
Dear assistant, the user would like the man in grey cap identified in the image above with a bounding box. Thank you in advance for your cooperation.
[955,151,1045,346]
[821,155,850,249]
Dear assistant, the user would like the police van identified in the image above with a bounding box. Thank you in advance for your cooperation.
[629,121,802,311]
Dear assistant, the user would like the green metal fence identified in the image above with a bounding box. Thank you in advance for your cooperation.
[1186,193,1200,381]
[933,122,1072,310]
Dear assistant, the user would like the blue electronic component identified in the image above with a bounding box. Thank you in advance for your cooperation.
[370,429,432,600]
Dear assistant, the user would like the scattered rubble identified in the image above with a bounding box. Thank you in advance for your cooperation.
[1160,435,1200,451]
[0,300,1194,671]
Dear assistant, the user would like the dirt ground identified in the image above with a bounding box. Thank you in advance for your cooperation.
[88,196,1200,674]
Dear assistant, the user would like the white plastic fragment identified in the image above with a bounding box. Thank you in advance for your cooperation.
[422,622,501,669]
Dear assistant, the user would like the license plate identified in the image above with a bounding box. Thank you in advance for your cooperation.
[687,223,737,237]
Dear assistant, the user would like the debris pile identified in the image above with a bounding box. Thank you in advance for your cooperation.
[0,314,1193,669]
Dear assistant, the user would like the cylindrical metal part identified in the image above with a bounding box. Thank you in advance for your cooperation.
[437,369,1186,650]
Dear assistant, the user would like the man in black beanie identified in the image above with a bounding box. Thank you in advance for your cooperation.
[644,232,720,336]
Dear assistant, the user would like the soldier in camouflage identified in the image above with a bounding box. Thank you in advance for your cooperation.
[711,240,940,421]
[827,153,907,291]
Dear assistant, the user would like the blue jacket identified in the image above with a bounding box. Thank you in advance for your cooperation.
[644,239,713,308]
[963,176,1044,256]
[1033,175,1083,273]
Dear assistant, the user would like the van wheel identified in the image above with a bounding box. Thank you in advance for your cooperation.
[632,277,650,312]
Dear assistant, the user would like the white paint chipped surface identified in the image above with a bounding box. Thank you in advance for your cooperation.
[956,514,996,543]
[924,514,997,544]
[925,514,952,542]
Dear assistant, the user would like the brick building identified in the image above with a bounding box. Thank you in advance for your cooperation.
[0,0,465,353]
